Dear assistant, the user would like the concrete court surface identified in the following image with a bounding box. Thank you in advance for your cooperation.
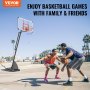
[0,62,90,90]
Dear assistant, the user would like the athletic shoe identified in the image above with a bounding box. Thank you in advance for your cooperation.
[82,78,89,82]
[44,78,48,83]
[63,80,73,86]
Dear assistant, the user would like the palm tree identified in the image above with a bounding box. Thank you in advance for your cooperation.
[83,34,90,55]
[56,44,61,51]
[39,50,52,58]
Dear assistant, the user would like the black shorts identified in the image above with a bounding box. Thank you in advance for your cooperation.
[49,64,57,70]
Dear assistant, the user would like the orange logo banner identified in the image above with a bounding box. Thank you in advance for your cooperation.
[3,0,21,7]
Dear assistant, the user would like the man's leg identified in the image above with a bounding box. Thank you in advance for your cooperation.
[78,69,84,76]
[63,58,78,85]
[78,69,89,82]
[45,67,50,79]
[55,66,60,79]
[44,64,50,83]
[63,66,73,86]
[76,57,89,82]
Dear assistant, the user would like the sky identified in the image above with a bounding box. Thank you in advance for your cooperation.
[0,0,90,58]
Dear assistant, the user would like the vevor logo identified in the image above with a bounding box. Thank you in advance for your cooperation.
[3,0,21,7]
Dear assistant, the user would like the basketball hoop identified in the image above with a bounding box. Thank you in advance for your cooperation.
[9,17,34,72]
[25,26,29,31]
[22,23,33,32]
[18,17,34,32]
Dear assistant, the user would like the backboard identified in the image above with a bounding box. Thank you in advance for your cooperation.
[18,17,34,32]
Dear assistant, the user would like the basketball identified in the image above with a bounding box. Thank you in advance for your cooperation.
[61,58,69,64]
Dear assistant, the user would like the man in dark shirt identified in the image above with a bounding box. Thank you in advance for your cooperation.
[59,43,89,86]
